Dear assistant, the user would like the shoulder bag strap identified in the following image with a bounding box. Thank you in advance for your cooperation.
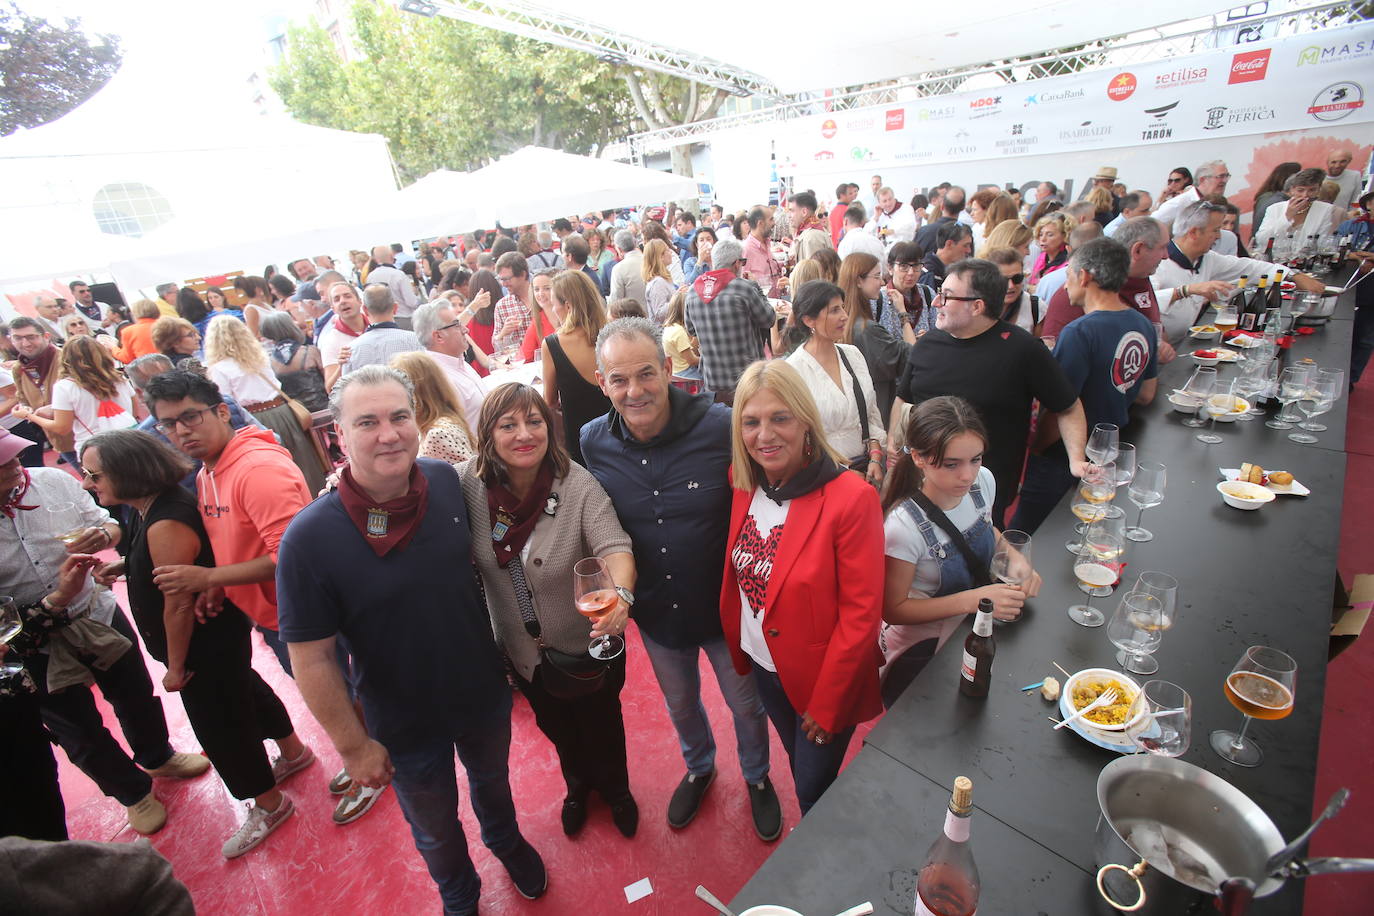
[834,347,871,447]
[1030,294,1040,328]
[907,490,993,586]
[505,556,545,647]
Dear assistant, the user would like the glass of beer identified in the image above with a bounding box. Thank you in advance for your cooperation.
[573,556,624,660]
[1214,308,1239,335]
[1209,645,1296,767]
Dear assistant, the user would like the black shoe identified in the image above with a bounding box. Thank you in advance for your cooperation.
[607,792,639,838]
[561,793,589,836]
[748,777,783,841]
[496,837,547,900]
[666,769,715,829]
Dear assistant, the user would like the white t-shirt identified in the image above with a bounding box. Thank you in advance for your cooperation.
[837,228,886,264]
[207,359,281,406]
[880,467,997,665]
[0,366,20,429]
[50,377,136,449]
[733,488,789,672]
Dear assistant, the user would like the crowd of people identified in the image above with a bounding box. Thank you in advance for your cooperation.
[1,146,1370,915]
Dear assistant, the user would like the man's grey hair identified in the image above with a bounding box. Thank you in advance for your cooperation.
[1068,237,1131,294]
[1064,200,1096,222]
[1285,167,1326,191]
[1119,192,1145,213]
[1175,200,1227,237]
[329,364,415,421]
[362,283,394,317]
[712,237,743,272]
[1068,222,1102,248]
[613,229,637,253]
[1195,160,1227,182]
[594,317,665,373]
[155,282,177,298]
[536,230,554,248]
[410,299,452,348]
[127,353,175,390]
[1115,216,1165,253]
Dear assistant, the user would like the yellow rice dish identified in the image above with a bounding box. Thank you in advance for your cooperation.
[1071,678,1136,726]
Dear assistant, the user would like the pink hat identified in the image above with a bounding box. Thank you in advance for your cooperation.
[0,429,37,464]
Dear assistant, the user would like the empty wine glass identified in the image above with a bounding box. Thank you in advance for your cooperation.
[1113,443,1136,488]
[1297,367,1344,433]
[1265,365,1312,430]
[1197,379,1237,445]
[1210,645,1296,768]
[572,557,624,660]
[1113,571,1178,675]
[1125,463,1165,542]
[1124,680,1192,757]
[1233,358,1268,421]
[1068,511,1125,628]
[1107,591,1164,675]
[1289,375,1338,445]
[1181,366,1216,428]
[991,529,1033,589]
[1086,423,1119,466]
[0,596,23,677]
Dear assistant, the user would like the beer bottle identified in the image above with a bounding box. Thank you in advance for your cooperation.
[959,600,995,698]
[915,776,980,916]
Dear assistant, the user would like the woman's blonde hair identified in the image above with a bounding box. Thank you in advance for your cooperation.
[389,350,474,443]
[131,298,162,320]
[551,270,607,341]
[985,220,1033,252]
[641,239,673,284]
[1086,186,1114,214]
[152,316,196,353]
[982,194,1019,240]
[204,313,268,373]
[663,287,690,328]
[729,359,846,492]
[1033,212,1077,243]
[789,258,824,291]
[59,335,124,401]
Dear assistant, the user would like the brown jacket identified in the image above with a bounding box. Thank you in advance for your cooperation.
[12,349,73,452]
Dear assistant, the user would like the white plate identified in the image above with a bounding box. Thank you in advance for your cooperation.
[1219,467,1310,497]
[1227,335,1264,349]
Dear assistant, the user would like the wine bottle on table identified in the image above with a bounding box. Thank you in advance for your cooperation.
[1268,268,1286,315]
[958,599,995,699]
[915,776,980,916]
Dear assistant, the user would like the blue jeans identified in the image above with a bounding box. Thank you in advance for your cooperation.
[389,694,523,916]
[750,662,854,815]
[640,632,770,783]
[1008,451,1077,535]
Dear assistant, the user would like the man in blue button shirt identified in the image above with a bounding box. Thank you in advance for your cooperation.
[581,318,782,841]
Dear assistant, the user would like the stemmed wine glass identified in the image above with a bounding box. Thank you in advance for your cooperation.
[1196,379,1237,445]
[1289,375,1339,445]
[0,596,24,677]
[1114,571,1179,675]
[1124,680,1192,757]
[1068,510,1124,628]
[1181,367,1216,428]
[1125,462,1165,542]
[1107,591,1164,674]
[1086,423,1119,466]
[1112,444,1136,489]
[1210,646,1296,768]
[1232,356,1269,421]
[572,557,624,660]
[1266,365,1312,430]
[1293,367,1344,436]
[46,501,85,546]
[1066,462,1117,554]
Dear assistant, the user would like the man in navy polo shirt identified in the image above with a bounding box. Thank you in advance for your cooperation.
[276,365,545,916]
[581,318,782,841]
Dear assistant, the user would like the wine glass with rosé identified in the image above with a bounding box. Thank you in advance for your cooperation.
[573,557,624,660]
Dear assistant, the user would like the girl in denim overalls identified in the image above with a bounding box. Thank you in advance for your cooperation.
[877,396,1043,708]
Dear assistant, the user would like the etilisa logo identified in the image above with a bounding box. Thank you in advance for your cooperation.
[1298,40,1374,66]
[1229,49,1271,84]
[1155,66,1208,88]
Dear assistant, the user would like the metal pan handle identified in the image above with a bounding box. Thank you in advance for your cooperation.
[1282,856,1374,878]
[1096,860,1149,912]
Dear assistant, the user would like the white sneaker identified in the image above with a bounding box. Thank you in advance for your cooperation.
[332,782,386,825]
[222,795,295,858]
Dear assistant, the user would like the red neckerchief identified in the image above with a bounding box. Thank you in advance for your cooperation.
[1,467,39,518]
[797,215,827,235]
[336,463,428,557]
[485,463,554,568]
[18,345,57,387]
[332,313,369,338]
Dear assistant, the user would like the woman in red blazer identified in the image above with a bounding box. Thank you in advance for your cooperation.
[720,359,884,815]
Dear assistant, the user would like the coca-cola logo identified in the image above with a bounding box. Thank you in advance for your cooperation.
[820,119,837,139]
[1107,73,1137,101]
[1229,49,1271,84]
[885,109,905,131]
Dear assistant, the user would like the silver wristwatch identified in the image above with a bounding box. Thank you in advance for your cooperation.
[615,586,635,606]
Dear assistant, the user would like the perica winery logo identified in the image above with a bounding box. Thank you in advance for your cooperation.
[1140,101,1179,141]
[1204,105,1276,130]
[1308,82,1364,122]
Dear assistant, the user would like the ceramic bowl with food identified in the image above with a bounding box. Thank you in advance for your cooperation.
[1206,394,1250,422]
[1060,669,1144,733]
[1192,349,1221,367]
[1217,480,1276,510]
[1189,325,1220,340]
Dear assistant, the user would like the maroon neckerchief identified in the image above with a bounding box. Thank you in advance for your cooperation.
[1,467,39,518]
[18,345,57,387]
[332,314,369,338]
[336,464,428,557]
[485,463,554,568]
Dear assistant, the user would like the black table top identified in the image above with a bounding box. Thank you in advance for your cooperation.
[734,279,1359,916]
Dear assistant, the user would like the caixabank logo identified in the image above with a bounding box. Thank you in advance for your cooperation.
[1308,82,1364,122]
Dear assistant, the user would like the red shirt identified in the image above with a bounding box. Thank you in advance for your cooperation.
[829,204,847,246]
[1040,275,1162,341]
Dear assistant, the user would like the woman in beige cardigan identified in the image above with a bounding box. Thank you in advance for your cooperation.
[459,382,640,839]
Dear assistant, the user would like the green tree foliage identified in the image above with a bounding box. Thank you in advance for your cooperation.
[0,2,121,136]
[269,1,637,181]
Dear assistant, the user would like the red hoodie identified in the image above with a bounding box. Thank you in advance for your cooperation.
[198,427,311,630]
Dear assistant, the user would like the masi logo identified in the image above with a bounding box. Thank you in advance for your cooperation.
[1308,81,1365,122]
[1204,105,1275,130]
[916,105,956,122]
[1059,120,1113,143]
[1140,101,1178,141]
[1155,66,1208,88]
[1229,49,1271,84]
[1298,40,1374,66]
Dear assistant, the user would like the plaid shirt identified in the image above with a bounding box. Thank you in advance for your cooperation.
[493,293,531,350]
[684,275,775,391]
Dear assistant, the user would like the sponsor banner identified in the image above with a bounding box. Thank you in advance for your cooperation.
[772,20,1374,174]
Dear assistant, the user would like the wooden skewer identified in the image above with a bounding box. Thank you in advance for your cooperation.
[1053,661,1073,680]
[1047,716,1064,725]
